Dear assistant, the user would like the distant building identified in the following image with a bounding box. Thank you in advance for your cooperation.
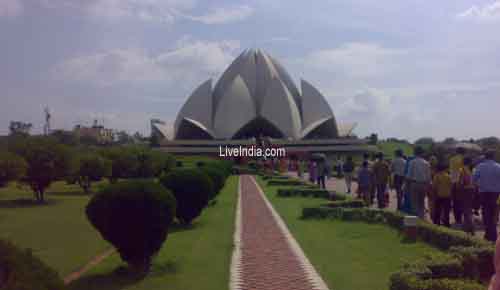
[74,120,114,144]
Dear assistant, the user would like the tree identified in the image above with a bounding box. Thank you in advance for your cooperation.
[415,137,435,145]
[75,154,111,194]
[116,131,134,145]
[99,147,139,183]
[9,121,32,137]
[0,151,27,187]
[368,133,378,145]
[442,137,457,145]
[50,130,79,146]
[86,180,176,273]
[11,137,71,203]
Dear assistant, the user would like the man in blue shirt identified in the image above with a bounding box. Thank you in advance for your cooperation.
[473,150,500,241]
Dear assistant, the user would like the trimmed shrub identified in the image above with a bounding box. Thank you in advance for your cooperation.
[74,153,111,194]
[200,166,226,199]
[0,239,65,290]
[86,180,176,272]
[267,179,304,186]
[277,188,330,199]
[160,168,213,224]
[328,199,366,208]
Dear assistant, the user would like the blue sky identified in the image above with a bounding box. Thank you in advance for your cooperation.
[1,0,500,141]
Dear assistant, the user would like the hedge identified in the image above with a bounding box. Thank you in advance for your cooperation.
[327,199,366,208]
[267,179,305,186]
[300,206,493,289]
[0,239,65,290]
[277,188,330,199]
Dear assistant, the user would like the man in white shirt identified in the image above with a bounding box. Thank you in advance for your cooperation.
[391,149,406,210]
[406,146,431,219]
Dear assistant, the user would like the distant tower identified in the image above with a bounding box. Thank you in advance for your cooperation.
[43,106,51,135]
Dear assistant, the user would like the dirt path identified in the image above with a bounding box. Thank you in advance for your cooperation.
[63,248,115,285]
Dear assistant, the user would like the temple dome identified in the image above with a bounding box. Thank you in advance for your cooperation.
[174,48,339,140]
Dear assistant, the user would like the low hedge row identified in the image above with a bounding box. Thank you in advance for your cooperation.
[267,179,305,186]
[277,188,330,198]
[0,239,65,290]
[327,199,366,208]
[301,206,493,289]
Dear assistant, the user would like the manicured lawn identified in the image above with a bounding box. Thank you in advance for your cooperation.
[378,141,414,158]
[68,175,239,290]
[0,181,110,276]
[256,176,442,290]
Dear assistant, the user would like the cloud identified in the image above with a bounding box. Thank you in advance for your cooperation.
[0,0,22,17]
[39,1,252,25]
[299,43,406,78]
[182,5,254,24]
[52,39,240,88]
[457,1,500,21]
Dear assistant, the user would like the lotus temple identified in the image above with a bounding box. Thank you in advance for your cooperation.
[153,48,375,155]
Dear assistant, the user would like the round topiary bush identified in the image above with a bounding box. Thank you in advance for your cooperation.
[159,168,213,224]
[0,239,65,290]
[200,166,226,199]
[86,180,176,273]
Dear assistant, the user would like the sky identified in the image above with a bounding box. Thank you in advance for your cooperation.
[1,0,500,141]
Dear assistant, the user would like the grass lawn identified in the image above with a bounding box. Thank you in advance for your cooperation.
[256,176,442,290]
[378,141,414,159]
[68,175,239,290]
[0,181,110,276]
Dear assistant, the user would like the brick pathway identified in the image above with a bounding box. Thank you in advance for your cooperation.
[232,175,329,290]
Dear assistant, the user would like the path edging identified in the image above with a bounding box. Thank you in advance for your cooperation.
[250,176,330,290]
[229,176,243,290]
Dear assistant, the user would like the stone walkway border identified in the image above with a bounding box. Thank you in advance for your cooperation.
[229,176,244,290]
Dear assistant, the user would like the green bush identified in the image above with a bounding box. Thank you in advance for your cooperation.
[200,166,226,199]
[86,180,176,272]
[277,188,330,198]
[0,151,27,187]
[267,179,304,186]
[328,199,366,208]
[160,168,213,224]
[0,239,65,290]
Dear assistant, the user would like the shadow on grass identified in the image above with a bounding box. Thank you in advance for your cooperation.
[169,222,200,234]
[0,198,60,209]
[47,190,90,197]
[67,268,144,290]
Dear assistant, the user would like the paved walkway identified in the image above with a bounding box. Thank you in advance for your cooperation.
[231,175,329,290]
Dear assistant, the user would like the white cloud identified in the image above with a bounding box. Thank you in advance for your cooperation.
[40,1,252,25]
[299,43,405,78]
[53,39,240,87]
[183,5,254,24]
[0,0,22,17]
[457,1,500,21]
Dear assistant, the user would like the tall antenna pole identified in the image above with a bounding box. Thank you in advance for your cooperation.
[44,106,51,135]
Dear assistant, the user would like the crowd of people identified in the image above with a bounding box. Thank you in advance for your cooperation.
[294,146,500,242]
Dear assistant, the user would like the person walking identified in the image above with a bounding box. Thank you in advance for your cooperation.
[460,157,476,235]
[392,149,407,210]
[343,156,355,194]
[432,164,452,227]
[316,160,326,189]
[473,150,500,242]
[373,153,391,208]
[406,146,432,219]
[308,160,316,183]
[450,147,466,224]
[358,161,373,205]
